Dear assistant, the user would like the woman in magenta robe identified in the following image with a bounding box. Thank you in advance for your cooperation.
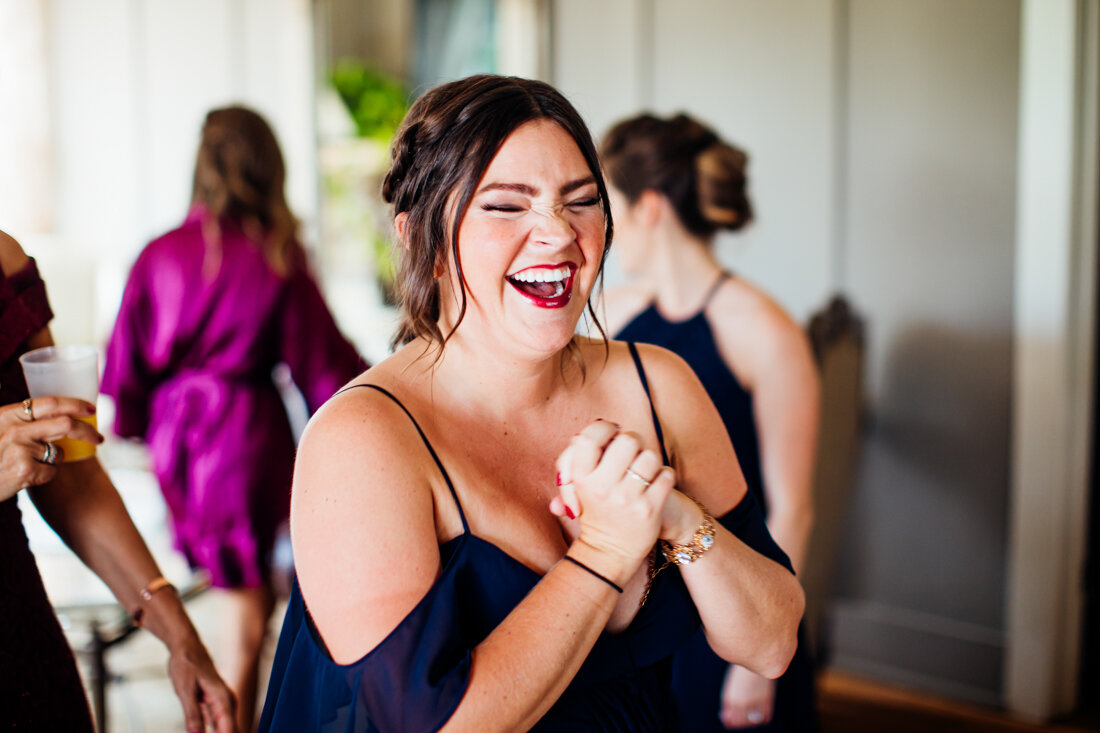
[103,106,365,732]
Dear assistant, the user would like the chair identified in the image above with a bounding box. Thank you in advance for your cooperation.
[802,295,865,663]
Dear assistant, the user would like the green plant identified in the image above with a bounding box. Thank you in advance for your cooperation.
[331,60,408,141]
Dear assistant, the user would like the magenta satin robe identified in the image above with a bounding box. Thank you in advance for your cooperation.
[102,209,366,588]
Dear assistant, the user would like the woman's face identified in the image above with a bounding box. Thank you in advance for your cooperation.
[606,184,651,276]
[441,119,606,358]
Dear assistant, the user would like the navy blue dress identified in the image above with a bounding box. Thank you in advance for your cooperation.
[259,345,791,732]
[617,277,818,732]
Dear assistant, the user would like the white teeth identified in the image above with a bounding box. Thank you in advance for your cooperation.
[509,265,570,283]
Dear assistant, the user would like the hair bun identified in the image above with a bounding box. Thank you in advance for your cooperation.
[695,142,752,232]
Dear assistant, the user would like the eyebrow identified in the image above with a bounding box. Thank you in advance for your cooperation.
[476,176,597,197]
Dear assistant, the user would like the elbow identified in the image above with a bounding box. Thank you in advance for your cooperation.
[756,578,805,680]
[757,629,798,680]
[709,574,805,678]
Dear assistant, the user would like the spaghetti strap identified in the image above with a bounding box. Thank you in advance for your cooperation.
[700,271,730,310]
[337,383,469,533]
[626,343,670,466]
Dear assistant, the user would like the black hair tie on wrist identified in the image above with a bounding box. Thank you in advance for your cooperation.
[562,555,623,593]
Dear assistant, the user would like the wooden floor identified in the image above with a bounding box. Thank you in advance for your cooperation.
[818,671,1099,733]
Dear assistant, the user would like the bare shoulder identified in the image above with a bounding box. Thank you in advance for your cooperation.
[0,230,30,277]
[605,339,707,413]
[611,340,748,512]
[599,283,654,336]
[708,276,813,388]
[292,363,442,663]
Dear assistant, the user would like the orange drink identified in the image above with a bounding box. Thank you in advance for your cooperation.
[56,413,98,462]
[19,345,100,462]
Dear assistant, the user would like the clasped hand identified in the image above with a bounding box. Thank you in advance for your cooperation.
[0,396,101,501]
[548,419,700,565]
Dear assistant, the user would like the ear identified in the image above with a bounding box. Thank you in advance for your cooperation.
[393,212,410,250]
[637,189,664,227]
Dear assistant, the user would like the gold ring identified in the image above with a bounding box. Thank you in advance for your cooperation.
[21,398,34,421]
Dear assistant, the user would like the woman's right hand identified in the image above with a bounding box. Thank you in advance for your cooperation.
[0,396,102,502]
[555,419,675,575]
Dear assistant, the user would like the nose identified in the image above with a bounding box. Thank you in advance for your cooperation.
[531,204,575,247]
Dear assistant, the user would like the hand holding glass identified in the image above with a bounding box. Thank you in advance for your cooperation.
[20,345,100,462]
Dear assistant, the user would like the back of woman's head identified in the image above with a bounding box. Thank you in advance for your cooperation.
[192,106,301,276]
[382,74,612,348]
[601,113,752,238]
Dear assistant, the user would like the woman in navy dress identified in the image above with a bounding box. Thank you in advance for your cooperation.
[601,114,820,731]
[259,75,804,733]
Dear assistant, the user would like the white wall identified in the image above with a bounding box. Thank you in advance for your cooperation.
[17,0,316,346]
[552,0,838,321]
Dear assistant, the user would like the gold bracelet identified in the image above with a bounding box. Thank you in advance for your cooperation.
[131,576,176,626]
[661,498,716,565]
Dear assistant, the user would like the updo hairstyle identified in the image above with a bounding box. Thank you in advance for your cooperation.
[382,75,613,348]
[191,106,302,276]
[600,113,752,238]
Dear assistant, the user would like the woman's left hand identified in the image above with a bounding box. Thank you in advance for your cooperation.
[166,636,238,733]
[719,664,776,729]
[550,445,703,545]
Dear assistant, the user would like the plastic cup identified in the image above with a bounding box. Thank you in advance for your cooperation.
[19,345,100,462]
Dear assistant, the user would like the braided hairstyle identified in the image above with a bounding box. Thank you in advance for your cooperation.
[601,113,753,239]
[191,106,303,276]
[382,74,613,349]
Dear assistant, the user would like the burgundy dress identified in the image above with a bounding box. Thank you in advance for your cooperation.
[102,209,365,589]
[0,259,95,730]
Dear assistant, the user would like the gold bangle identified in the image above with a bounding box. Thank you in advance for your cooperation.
[661,498,716,565]
[131,576,176,626]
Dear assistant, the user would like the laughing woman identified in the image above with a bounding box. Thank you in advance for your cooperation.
[260,75,803,733]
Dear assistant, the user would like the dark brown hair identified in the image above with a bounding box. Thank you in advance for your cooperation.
[601,113,752,238]
[191,106,302,276]
[382,74,613,349]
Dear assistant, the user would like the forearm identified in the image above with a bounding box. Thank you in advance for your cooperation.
[443,548,624,731]
[764,501,813,577]
[28,460,196,648]
[679,524,803,677]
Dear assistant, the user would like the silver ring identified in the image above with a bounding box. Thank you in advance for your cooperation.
[41,442,57,465]
[624,467,651,487]
[22,398,34,421]
[747,710,764,725]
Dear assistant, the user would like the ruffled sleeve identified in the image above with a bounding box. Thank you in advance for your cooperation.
[0,259,53,407]
[261,549,479,733]
[0,258,53,370]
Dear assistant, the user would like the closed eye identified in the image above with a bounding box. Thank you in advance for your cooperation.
[567,197,601,209]
[481,203,526,213]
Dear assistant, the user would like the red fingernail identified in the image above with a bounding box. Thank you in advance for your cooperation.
[564,506,576,520]
[556,472,562,487]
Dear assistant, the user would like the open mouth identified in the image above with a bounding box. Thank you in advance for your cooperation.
[506,263,576,308]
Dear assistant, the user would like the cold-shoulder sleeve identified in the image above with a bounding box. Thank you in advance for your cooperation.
[260,568,474,733]
[717,488,794,574]
[0,259,54,406]
[101,251,159,438]
[277,265,366,413]
[0,259,53,367]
